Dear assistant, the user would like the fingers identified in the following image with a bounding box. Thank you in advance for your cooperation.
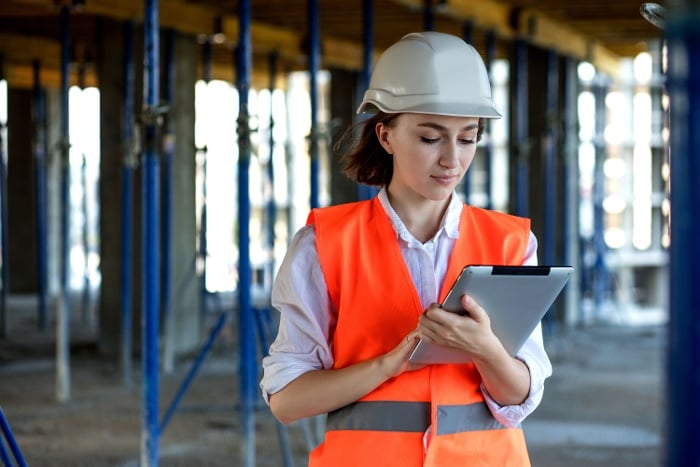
[460,294,487,322]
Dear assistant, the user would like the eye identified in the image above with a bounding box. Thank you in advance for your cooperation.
[420,136,440,144]
[459,138,476,145]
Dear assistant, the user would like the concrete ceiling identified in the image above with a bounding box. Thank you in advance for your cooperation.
[0,0,664,89]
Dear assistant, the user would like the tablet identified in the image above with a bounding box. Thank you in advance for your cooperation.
[408,265,573,364]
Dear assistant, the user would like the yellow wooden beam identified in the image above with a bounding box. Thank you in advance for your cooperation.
[3,62,98,90]
[389,0,621,78]
[7,0,374,77]
[516,9,620,78]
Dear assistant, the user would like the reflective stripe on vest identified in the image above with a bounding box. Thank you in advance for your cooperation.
[327,400,512,434]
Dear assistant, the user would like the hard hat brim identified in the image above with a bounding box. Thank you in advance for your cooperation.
[356,100,502,119]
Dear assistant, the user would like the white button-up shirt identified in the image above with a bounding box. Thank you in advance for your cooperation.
[260,189,552,428]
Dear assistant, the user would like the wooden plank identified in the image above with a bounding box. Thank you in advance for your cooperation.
[4,62,98,89]
[389,0,622,77]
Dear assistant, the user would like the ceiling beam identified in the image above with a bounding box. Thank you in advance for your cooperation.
[4,0,376,89]
[390,0,621,77]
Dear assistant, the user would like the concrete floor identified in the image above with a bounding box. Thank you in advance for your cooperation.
[0,295,665,466]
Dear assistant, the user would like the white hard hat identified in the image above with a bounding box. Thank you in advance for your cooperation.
[357,31,501,119]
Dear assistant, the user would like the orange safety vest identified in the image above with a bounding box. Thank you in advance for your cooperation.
[306,197,532,467]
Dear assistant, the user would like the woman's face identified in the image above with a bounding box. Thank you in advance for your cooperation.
[375,113,480,203]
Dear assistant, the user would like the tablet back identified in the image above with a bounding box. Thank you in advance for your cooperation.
[408,265,573,364]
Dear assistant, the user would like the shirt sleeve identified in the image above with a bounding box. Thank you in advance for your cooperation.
[480,231,554,427]
[259,225,335,405]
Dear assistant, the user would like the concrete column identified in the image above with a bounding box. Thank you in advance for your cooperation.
[166,32,199,355]
[98,19,199,357]
[7,88,38,293]
[98,18,136,355]
[7,87,60,297]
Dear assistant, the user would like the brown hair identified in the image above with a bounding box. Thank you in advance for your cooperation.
[337,111,485,187]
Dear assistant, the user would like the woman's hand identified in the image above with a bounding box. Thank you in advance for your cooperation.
[269,330,426,424]
[417,294,531,406]
[417,294,503,360]
[378,329,426,379]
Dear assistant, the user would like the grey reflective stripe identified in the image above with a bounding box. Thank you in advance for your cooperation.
[436,403,513,435]
[326,401,430,432]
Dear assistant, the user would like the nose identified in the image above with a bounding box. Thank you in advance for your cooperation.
[439,141,461,169]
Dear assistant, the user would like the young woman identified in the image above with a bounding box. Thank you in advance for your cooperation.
[260,31,552,466]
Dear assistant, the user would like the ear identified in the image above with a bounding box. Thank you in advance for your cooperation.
[375,122,393,155]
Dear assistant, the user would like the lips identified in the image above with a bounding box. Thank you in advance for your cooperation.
[432,174,459,185]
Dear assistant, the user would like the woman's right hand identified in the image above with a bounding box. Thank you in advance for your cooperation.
[270,330,425,424]
[379,330,426,379]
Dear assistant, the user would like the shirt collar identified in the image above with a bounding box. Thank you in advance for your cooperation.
[377,188,463,243]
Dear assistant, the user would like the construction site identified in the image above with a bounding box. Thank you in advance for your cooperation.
[0,1,695,466]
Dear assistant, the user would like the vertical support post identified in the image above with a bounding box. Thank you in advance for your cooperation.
[120,19,135,387]
[265,51,278,288]
[423,0,435,31]
[141,0,161,464]
[542,49,559,331]
[592,75,608,314]
[513,38,529,217]
[33,61,48,332]
[483,30,495,210]
[543,49,559,266]
[357,0,375,201]
[665,2,700,464]
[236,1,255,466]
[307,0,320,209]
[563,56,582,327]
[161,29,175,374]
[78,65,91,326]
[56,4,71,403]
[0,55,8,338]
[199,38,211,317]
[461,22,473,202]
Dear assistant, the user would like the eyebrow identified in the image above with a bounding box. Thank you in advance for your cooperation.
[417,122,479,132]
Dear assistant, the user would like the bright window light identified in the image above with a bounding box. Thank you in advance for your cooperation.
[603,195,626,214]
[605,228,627,249]
[604,157,626,179]
[632,144,652,250]
[578,91,595,141]
[633,92,652,144]
[0,80,7,123]
[634,52,653,84]
[578,61,596,83]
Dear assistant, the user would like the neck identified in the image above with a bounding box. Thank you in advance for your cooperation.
[386,189,451,243]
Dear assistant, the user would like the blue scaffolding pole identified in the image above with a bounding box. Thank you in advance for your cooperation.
[356,0,375,201]
[592,76,609,314]
[265,51,278,286]
[236,1,255,466]
[423,1,435,31]
[483,30,495,210]
[0,55,8,338]
[0,406,28,467]
[514,38,529,217]
[461,22,473,202]
[77,65,92,327]
[120,19,136,388]
[199,38,211,319]
[56,4,71,403]
[563,56,582,326]
[543,49,559,267]
[32,61,48,332]
[665,1,700,464]
[308,0,320,210]
[141,0,161,464]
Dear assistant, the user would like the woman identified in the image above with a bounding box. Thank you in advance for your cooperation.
[260,31,552,466]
